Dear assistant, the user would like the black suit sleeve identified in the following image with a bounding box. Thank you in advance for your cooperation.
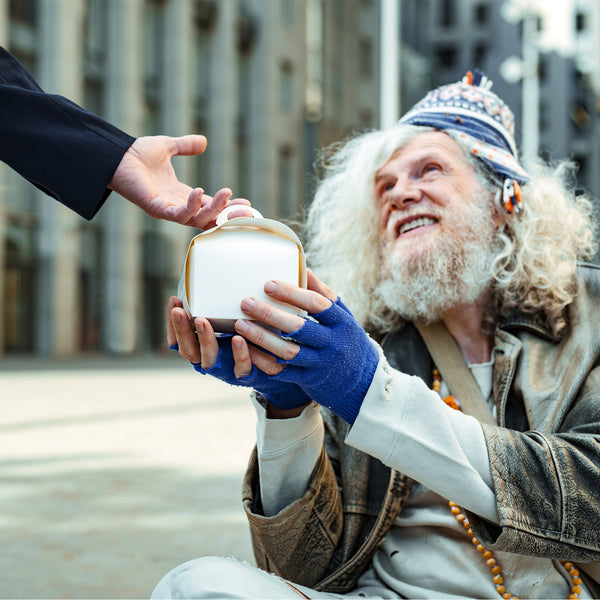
[0,46,136,220]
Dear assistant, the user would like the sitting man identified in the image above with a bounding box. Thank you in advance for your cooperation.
[158,71,600,599]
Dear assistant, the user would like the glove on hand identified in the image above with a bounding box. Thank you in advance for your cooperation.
[272,297,378,424]
[192,336,311,410]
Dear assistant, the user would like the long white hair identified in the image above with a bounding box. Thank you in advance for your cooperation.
[304,125,597,335]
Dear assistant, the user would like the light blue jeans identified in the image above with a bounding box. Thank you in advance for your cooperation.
[150,556,343,599]
[150,556,398,599]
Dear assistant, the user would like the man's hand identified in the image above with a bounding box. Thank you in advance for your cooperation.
[231,271,379,424]
[109,134,251,229]
[166,296,312,414]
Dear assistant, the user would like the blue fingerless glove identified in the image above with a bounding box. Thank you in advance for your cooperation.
[192,336,311,410]
[272,297,378,424]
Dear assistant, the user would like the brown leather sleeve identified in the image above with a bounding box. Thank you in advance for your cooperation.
[242,445,344,587]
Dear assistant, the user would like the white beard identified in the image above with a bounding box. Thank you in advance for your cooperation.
[375,200,498,323]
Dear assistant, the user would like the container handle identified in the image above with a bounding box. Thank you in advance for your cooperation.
[216,206,263,227]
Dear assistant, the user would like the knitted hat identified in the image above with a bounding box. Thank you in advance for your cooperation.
[399,70,529,192]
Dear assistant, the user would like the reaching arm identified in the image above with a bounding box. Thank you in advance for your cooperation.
[0,46,250,227]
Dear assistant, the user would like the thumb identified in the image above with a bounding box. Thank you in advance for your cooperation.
[169,134,208,157]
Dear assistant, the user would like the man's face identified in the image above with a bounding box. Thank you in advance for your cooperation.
[376,131,498,262]
[373,131,500,321]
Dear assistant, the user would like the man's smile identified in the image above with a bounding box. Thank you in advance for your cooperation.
[389,214,439,239]
[396,216,438,237]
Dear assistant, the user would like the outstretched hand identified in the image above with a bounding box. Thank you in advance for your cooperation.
[109,134,251,229]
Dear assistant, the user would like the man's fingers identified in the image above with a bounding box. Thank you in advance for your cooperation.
[209,187,233,207]
[264,280,333,315]
[223,206,254,219]
[224,197,252,208]
[188,189,253,228]
[184,187,204,212]
[231,336,253,378]
[171,307,201,363]
[184,188,229,228]
[169,134,208,157]
[194,318,220,369]
[248,346,285,376]
[167,296,183,346]
[240,297,305,334]
[234,319,300,362]
[307,269,337,301]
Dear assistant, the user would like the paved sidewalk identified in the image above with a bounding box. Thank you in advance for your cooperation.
[0,355,256,598]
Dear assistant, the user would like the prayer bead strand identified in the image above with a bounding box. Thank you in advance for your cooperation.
[448,501,518,599]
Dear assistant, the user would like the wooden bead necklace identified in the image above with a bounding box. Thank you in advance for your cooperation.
[432,368,584,599]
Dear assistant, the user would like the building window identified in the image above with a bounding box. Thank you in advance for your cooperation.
[473,42,487,69]
[193,0,217,31]
[538,55,547,82]
[279,147,295,216]
[83,0,108,116]
[575,12,586,32]
[359,107,373,128]
[574,155,587,183]
[143,0,166,132]
[359,38,373,78]
[280,61,294,111]
[3,220,37,354]
[571,102,590,130]
[435,45,457,69]
[9,0,37,25]
[474,3,488,25]
[539,99,549,132]
[440,0,456,27]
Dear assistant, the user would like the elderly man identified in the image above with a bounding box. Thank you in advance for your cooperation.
[159,72,600,599]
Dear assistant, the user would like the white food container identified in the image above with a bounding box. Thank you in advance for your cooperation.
[177,207,307,333]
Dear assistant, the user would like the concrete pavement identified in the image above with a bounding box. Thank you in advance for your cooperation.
[0,354,257,598]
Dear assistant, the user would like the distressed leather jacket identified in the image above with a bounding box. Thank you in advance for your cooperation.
[242,264,600,596]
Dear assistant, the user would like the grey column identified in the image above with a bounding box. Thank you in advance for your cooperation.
[102,0,144,354]
[161,0,195,268]
[35,0,84,356]
[208,0,238,193]
[246,0,271,214]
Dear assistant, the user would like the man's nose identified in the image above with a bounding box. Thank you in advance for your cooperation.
[389,180,421,209]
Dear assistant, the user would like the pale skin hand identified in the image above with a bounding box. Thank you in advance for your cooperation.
[166,271,337,417]
[109,135,252,229]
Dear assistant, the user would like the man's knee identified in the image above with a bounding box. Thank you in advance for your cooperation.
[151,556,287,599]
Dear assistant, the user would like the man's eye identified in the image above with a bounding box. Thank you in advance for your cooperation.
[377,182,394,197]
[424,164,441,174]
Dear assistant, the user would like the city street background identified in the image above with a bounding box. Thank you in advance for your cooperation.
[0,355,256,598]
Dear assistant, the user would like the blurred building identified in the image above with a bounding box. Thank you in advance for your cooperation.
[401,0,600,198]
[2,0,599,358]
[0,0,380,357]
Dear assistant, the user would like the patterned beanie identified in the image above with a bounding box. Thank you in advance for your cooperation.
[398,70,528,213]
